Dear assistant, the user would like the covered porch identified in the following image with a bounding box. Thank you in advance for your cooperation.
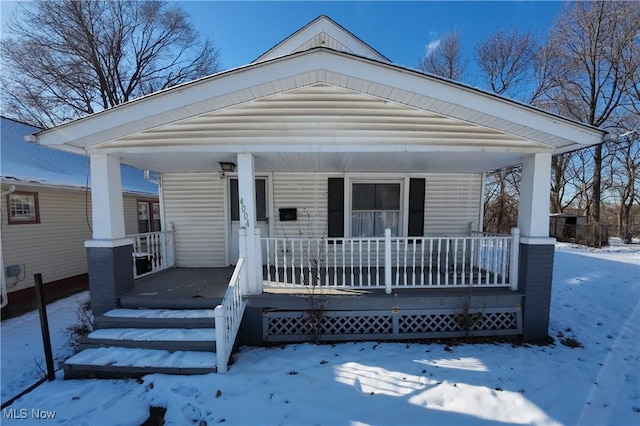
[31,16,606,375]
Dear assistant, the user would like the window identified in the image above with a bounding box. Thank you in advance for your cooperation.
[7,191,40,224]
[137,200,161,233]
[351,183,400,237]
[229,178,267,222]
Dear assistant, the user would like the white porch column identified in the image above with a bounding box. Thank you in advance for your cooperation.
[517,152,555,340]
[237,153,260,294]
[84,154,133,315]
[518,153,554,243]
[88,153,127,243]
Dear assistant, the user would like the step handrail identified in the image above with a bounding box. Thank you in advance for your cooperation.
[214,257,246,373]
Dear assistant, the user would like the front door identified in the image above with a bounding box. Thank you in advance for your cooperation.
[229,177,269,264]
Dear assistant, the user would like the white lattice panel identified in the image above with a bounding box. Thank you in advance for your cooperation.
[265,307,521,342]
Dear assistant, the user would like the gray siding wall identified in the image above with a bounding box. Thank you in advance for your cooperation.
[1,183,149,292]
[161,173,226,267]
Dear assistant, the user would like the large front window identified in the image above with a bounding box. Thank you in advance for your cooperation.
[351,183,400,237]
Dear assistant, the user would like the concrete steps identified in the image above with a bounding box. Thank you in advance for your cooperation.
[63,308,218,379]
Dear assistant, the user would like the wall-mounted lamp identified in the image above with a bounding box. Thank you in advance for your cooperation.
[219,162,236,178]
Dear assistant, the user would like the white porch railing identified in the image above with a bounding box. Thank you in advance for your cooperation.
[214,228,249,373]
[214,257,247,373]
[130,226,176,279]
[262,228,520,292]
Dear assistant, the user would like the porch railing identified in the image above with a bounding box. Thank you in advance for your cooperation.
[214,257,247,373]
[262,228,520,292]
[129,226,176,279]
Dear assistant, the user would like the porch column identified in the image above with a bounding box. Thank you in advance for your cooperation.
[237,153,260,294]
[517,152,555,340]
[84,154,133,315]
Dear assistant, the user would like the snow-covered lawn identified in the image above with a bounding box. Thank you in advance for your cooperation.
[1,242,638,425]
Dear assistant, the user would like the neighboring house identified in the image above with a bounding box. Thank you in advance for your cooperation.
[32,16,606,374]
[0,116,159,317]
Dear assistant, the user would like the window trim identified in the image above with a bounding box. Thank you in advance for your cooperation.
[7,191,40,225]
[137,199,161,233]
[346,177,405,237]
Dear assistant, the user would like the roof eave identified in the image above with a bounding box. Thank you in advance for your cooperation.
[35,47,605,151]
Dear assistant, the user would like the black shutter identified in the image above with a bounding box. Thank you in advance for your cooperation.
[327,178,344,237]
[407,178,425,237]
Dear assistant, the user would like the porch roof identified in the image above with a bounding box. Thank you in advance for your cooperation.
[33,46,606,174]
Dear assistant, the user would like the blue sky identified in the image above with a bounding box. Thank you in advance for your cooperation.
[1,1,564,86]
[177,1,564,84]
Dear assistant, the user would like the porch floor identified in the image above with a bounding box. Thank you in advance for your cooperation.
[120,268,234,309]
[120,267,519,310]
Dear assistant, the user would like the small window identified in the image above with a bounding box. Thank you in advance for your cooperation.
[137,200,162,233]
[351,183,400,237]
[7,191,40,224]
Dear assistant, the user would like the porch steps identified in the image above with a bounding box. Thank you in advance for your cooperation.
[63,308,218,379]
[119,295,220,310]
[95,308,216,329]
[63,347,216,379]
[78,328,216,352]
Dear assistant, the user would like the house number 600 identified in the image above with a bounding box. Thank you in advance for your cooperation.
[239,197,250,228]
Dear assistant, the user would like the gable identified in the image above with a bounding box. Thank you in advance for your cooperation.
[108,84,539,150]
[254,15,389,63]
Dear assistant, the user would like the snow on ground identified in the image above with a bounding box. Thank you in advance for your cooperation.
[0,291,89,402]
[1,244,638,425]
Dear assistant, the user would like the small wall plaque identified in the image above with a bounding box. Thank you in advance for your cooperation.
[279,208,297,221]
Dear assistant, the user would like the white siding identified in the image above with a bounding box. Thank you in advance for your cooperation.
[161,173,226,267]
[271,172,482,238]
[271,173,331,238]
[157,172,481,267]
[1,184,156,292]
[424,173,483,236]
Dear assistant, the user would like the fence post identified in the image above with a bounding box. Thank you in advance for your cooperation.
[34,274,55,381]
[214,305,227,373]
[509,228,520,291]
[384,228,392,294]
[254,228,263,294]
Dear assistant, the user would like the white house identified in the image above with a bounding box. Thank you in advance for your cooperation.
[0,116,158,316]
[30,17,605,374]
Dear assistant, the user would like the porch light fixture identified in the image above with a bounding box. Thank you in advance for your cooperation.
[218,162,236,178]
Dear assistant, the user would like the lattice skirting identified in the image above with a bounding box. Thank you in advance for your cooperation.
[263,307,522,342]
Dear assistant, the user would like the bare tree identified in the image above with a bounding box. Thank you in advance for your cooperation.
[476,29,539,100]
[483,166,521,234]
[1,0,220,127]
[548,1,640,231]
[418,31,466,81]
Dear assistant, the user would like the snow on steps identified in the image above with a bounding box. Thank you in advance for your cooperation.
[79,328,216,352]
[63,347,216,379]
[64,308,218,379]
[95,308,216,329]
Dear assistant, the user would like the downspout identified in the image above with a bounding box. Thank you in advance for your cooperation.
[144,170,158,185]
[0,185,16,309]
